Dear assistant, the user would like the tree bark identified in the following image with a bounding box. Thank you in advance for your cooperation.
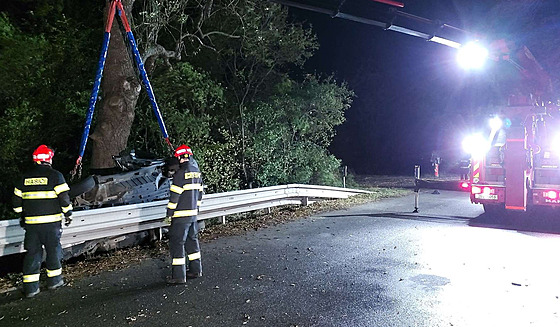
[90,0,140,169]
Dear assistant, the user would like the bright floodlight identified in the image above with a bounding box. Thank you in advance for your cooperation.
[457,42,489,69]
[489,116,502,131]
[462,134,490,157]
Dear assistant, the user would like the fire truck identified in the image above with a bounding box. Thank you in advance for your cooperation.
[272,0,559,214]
[462,43,558,213]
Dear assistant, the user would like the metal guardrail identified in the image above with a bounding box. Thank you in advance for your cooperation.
[0,184,369,257]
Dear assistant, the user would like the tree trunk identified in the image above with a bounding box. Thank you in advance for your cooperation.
[90,0,140,169]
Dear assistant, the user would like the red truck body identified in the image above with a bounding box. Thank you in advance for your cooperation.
[469,101,560,213]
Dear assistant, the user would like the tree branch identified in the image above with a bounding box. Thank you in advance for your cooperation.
[143,43,179,64]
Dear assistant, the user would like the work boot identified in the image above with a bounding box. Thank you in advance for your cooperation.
[48,279,65,290]
[186,272,202,279]
[25,289,40,298]
[166,276,186,285]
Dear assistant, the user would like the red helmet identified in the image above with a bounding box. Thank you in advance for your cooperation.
[33,145,54,163]
[174,144,193,158]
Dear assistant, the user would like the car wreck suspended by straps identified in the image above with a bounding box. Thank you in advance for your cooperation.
[71,0,173,180]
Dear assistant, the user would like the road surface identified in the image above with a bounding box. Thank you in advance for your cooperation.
[1,189,560,326]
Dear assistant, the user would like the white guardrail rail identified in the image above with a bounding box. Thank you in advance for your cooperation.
[0,184,369,257]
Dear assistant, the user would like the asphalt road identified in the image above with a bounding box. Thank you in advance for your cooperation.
[2,189,560,327]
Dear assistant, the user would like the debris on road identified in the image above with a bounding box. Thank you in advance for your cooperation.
[0,179,411,294]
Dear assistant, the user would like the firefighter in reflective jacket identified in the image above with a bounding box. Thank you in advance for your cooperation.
[12,145,73,298]
[166,145,203,284]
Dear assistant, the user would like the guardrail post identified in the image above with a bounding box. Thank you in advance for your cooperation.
[343,165,347,188]
[414,165,420,213]
[302,196,309,206]
[221,216,226,224]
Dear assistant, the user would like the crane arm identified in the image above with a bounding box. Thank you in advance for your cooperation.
[270,0,554,101]
[269,0,468,48]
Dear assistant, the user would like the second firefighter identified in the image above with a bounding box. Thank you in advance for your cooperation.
[166,145,204,284]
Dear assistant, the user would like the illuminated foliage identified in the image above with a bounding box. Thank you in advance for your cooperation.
[0,1,353,216]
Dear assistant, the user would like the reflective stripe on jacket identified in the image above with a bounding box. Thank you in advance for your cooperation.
[167,158,203,219]
[13,163,73,224]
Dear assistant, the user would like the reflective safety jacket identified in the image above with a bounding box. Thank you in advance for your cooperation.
[13,163,73,224]
[166,159,203,220]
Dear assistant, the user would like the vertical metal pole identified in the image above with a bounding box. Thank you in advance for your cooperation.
[343,165,347,188]
[414,165,420,213]
[221,216,226,224]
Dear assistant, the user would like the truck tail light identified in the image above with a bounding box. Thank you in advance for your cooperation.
[544,190,559,200]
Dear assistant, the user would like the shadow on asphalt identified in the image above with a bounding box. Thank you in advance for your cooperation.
[470,211,560,235]
[416,179,560,235]
[326,211,560,235]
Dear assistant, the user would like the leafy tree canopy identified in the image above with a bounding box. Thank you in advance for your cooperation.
[0,0,354,218]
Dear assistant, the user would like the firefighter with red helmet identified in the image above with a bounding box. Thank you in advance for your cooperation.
[166,145,204,284]
[12,145,73,298]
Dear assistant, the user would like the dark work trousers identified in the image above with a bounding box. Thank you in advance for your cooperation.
[169,218,202,280]
[22,222,63,294]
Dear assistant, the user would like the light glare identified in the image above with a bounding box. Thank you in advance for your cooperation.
[462,134,490,157]
[457,42,489,70]
[489,116,502,131]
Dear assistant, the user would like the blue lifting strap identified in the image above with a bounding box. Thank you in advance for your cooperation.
[72,0,172,179]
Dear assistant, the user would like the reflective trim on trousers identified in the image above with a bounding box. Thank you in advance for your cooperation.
[172,257,186,265]
[188,252,201,261]
[47,268,62,277]
[23,274,40,283]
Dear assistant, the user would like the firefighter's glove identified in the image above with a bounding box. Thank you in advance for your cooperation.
[164,216,172,226]
[64,212,73,227]
[19,217,26,229]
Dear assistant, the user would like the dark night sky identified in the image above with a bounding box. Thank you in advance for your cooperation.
[285,0,559,176]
